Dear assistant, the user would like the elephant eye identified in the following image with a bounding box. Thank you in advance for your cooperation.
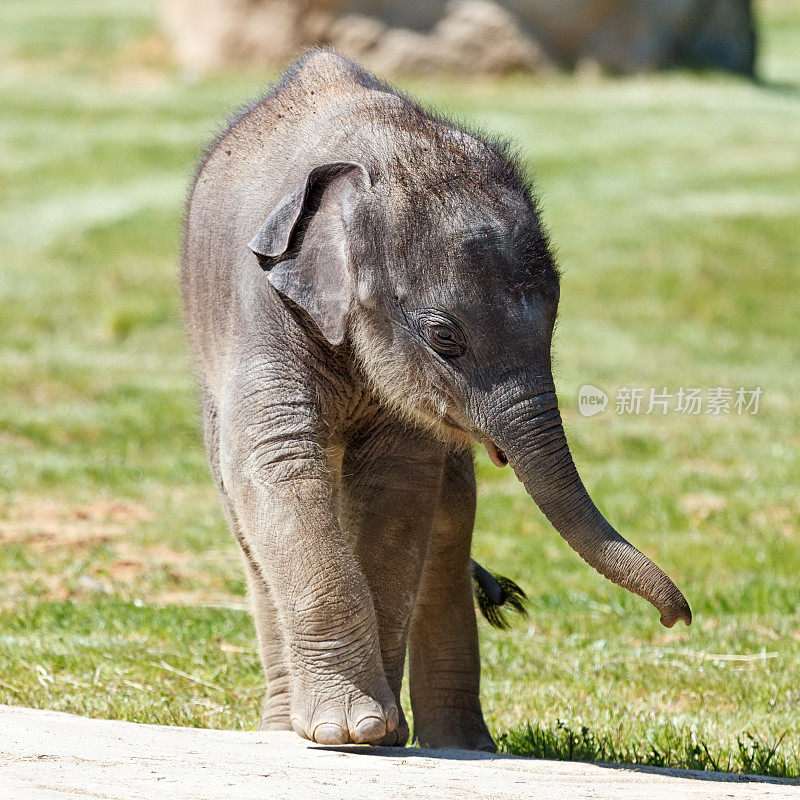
[429,325,461,354]
[417,311,467,358]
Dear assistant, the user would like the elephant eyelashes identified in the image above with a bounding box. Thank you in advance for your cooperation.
[417,311,467,358]
[428,325,464,357]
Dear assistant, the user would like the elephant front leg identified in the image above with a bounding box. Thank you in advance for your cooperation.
[408,448,495,752]
[220,407,397,745]
[340,420,445,746]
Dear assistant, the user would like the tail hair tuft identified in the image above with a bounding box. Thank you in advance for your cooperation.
[472,565,528,630]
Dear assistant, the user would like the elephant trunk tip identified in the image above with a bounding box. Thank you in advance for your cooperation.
[591,541,692,629]
[659,600,692,629]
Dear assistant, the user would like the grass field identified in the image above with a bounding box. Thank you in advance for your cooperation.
[1,0,799,778]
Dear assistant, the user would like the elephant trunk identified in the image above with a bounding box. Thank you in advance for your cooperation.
[476,388,691,628]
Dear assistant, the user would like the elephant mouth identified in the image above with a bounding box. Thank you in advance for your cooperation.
[470,429,508,467]
[484,439,508,468]
[437,411,507,467]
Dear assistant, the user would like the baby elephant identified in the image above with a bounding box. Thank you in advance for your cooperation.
[181,49,691,751]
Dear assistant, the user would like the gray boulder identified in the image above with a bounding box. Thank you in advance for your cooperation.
[506,0,756,75]
[159,0,756,76]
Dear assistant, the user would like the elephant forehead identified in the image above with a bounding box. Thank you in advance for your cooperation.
[389,207,555,291]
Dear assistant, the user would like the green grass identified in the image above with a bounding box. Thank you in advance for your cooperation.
[1,0,799,779]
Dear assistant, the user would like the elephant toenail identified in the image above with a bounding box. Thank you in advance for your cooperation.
[354,716,387,742]
[313,722,347,744]
[386,705,399,730]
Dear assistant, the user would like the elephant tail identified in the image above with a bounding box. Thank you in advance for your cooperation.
[470,559,527,630]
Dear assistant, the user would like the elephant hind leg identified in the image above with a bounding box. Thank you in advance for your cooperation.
[202,391,291,730]
[408,447,495,752]
[242,560,292,730]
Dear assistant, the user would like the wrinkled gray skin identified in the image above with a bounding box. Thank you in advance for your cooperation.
[181,49,691,751]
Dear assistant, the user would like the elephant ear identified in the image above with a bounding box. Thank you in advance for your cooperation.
[248,161,370,346]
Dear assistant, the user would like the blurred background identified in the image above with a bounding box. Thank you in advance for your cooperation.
[1,0,798,777]
[159,0,757,77]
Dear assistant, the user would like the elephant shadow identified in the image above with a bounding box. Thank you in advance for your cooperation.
[314,745,800,787]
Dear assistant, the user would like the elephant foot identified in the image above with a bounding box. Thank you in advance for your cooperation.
[260,716,293,731]
[259,702,292,731]
[289,676,399,745]
[259,678,292,730]
[414,708,496,752]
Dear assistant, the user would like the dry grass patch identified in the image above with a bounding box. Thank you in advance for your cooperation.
[0,498,152,550]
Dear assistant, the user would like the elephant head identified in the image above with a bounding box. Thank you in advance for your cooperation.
[249,142,692,629]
